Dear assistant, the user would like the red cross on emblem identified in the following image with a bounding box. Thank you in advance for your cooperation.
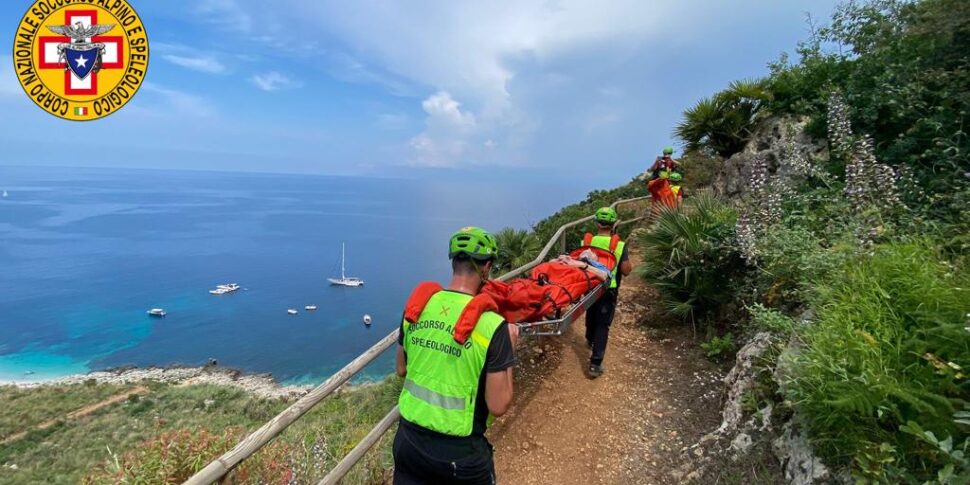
[37,10,123,95]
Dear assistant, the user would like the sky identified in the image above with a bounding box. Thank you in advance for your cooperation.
[1,0,841,188]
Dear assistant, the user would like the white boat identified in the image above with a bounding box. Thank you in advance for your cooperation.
[209,283,241,295]
[305,305,317,311]
[328,243,364,287]
[363,314,372,326]
[1,190,7,198]
[147,308,167,317]
[287,309,298,315]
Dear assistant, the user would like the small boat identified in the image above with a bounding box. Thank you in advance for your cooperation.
[329,243,364,287]
[23,370,35,375]
[305,305,317,311]
[209,283,241,295]
[1,190,7,198]
[147,308,167,317]
[287,309,298,315]
[363,314,372,326]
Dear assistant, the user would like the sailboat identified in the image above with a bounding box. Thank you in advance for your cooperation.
[328,242,364,287]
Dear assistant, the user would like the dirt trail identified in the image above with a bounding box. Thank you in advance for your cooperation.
[0,385,148,445]
[489,252,724,484]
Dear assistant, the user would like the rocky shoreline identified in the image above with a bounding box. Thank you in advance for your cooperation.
[3,365,316,400]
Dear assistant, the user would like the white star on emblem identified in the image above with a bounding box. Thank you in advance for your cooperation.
[74,55,88,68]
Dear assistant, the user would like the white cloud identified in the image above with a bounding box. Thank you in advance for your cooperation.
[409,91,479,166]
[250,72,301,92]
[173,0,840,172]
[162,54,226,74]
[288,1,680,107]
[421,91,476,132]
[273,1,689,167]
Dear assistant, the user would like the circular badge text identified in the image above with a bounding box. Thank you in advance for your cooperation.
[13,0,149,121]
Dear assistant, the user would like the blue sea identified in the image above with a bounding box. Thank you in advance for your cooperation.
[0,166,589,384]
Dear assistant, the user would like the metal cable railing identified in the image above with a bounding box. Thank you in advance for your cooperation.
[185,195,650,485]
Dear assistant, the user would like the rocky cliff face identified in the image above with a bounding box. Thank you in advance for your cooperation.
[679,117,838,484]
[713,116,828,197]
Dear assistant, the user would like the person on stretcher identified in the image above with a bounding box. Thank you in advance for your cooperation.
[552,250,611,284]
[480,249,613,325]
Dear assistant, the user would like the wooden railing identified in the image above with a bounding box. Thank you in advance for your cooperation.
[185,195,650,485]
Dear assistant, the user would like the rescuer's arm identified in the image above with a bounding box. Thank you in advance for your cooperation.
[619,246,633,277]
[395,322,407,377]
[485,369,514,416]
[484,322,519,417]
[395,345,407,377]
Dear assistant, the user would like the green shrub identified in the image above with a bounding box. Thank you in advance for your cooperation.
[779,184,852,246]
[753,224,847,308]
[679,150,721,190]
[702,333,736,361]
[747,303,796,336]
[900,418,970,484]
[675,80,771,159]
[785,240,970,482]
[83,427,295,484]
[765,0,970,224]
[493,228,541,273]
[636,190,744,326]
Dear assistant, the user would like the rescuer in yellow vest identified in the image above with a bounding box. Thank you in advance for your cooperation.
[393,227,519,484]
[583,208,632,377]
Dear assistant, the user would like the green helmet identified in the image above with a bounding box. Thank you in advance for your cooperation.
[663,146,674,155]
[594,207,618,225]
[449,227,498,261]
[670,172,683,182]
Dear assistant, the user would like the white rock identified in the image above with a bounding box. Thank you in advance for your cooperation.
[773,420,831,485]
[730,433,754,455]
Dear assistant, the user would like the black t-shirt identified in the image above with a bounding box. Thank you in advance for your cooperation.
[397,296,517,457]
[614,243,630,288]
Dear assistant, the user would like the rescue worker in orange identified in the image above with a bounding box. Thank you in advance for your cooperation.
[647,146,684,209]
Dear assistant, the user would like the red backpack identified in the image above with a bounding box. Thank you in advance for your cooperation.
[403,281,499,345]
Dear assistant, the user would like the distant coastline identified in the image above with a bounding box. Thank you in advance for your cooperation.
[2,365,315,400]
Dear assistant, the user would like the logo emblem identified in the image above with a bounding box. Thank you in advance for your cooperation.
[13,1,149,121]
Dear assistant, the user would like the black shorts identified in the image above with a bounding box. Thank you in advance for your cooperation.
[392,426,496,485]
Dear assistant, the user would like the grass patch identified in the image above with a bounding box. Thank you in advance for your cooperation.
[0,377,402,484]
[785,241,970,482]
[0,383,129,440]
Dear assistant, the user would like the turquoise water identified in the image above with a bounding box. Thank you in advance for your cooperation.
[0,166,587,384]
